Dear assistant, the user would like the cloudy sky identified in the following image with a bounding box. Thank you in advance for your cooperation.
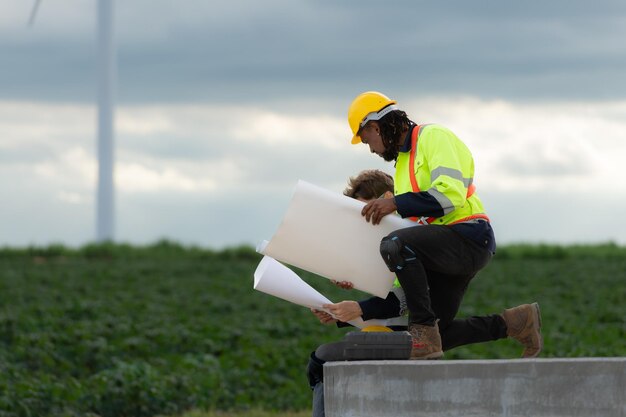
[1,0,625,248]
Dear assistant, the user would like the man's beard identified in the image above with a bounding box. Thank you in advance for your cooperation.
[381,145,399,162]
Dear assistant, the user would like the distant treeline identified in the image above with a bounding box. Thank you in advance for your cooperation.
[1,239,624,259]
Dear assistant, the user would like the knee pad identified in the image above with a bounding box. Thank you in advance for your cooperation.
[306,352,325,389]
[380,235,417,272]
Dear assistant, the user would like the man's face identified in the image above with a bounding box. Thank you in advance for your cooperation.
[358,122,386,158]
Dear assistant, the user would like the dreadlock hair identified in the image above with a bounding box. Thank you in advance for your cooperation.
[343,169,394,201]
[377,109,414,162]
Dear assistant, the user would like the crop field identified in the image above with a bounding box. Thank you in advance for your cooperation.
[0,242,625,416]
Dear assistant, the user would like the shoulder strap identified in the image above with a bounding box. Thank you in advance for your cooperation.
[408,125,421,193]
[407,125,432,224]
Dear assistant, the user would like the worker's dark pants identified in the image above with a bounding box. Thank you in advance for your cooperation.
[307,353,326,417]
[307,345,347,417]
[385,224,507,350]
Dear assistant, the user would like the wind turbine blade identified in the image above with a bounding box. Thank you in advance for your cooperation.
[28,0,42,26]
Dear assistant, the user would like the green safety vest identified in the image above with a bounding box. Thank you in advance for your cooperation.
[394,124,489,226]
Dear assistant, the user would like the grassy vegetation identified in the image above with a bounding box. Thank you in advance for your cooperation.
[0,241,625,416]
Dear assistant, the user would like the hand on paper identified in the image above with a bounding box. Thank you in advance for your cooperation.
[322,301,363,322]
[311,308,338,325]
[331,280,354,290]
[361,197,397,225]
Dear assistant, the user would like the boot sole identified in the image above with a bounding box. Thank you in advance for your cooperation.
[410,351,444,360]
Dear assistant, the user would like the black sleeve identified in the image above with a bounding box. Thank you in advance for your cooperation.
[394,192,445,218]
[357,291,401,320]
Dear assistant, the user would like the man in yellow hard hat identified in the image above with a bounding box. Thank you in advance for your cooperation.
[345,91,542,360]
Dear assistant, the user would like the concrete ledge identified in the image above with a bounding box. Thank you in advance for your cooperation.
[324,358,626,417]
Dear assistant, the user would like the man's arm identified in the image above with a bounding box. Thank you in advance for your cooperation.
[321,291,402,323]
[358,292,402,320]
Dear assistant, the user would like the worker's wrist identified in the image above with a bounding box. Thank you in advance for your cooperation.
[354,301,363,316]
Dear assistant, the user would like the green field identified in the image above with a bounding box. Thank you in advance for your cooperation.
[1,242,625,416]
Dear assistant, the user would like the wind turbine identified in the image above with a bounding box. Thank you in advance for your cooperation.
[29,0,116,242]
[96,0,116,242]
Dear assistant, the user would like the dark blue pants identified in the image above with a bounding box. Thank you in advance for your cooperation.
[383,224,507,349]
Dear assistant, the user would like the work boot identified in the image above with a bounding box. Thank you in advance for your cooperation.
[502,302,543,358]
[407,322,443,360]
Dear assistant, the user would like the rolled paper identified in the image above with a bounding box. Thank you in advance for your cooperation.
[254,255,331,310]
[253,256,404,329]
[261,180,416,298]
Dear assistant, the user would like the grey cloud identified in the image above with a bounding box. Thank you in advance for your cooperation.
[498,155,583,178]
[495,146,591,177]
[0,40,95,102]
[0,166,93,246]
[120,132,220,162]
[116,188,292,249]
[164,135,386,192]
[0,145,59,164]
[482,189,624,245]
[2,1,626,104]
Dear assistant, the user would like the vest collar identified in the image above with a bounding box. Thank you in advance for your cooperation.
[399,123,416,153]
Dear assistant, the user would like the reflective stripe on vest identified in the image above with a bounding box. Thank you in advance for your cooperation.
[408,125,489,225]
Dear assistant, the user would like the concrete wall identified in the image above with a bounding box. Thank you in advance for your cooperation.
[324,358,626,417]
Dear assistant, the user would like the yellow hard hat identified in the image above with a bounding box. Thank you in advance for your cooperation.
[347,91,398,144]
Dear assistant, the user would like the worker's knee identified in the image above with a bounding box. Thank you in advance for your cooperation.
[379,234,417,272]
[306,351,325,389]
[315,341,347,362]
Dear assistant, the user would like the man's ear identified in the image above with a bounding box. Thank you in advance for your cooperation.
[383,191,394,199]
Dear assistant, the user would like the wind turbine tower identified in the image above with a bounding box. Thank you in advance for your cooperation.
[96,0,116,242]
[29,0,116,242]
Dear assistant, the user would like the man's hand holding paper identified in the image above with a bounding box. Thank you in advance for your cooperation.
[362,195,398,225]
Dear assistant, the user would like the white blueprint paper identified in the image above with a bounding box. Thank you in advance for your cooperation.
[253,256,400,329]
[261,180,416,298]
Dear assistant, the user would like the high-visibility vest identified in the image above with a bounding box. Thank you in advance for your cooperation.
[394,124,490,226]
